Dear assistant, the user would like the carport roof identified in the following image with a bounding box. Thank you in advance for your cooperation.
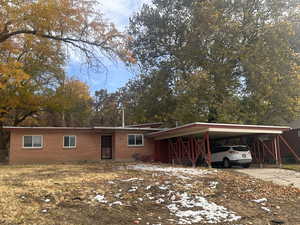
[147,122,290,140]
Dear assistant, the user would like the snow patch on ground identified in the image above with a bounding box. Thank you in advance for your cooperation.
[122,178,144,182]
[209,181,218,189]
[253,198,267,203]
[109,201,123,206]
[128,186,138,192]
[167,192,241,224]
[128,164,215,178]
[158,185,169,190]
[156,198,165,204]
[185,184,193,188]
[94,194,107,203]
[261,206,271,212]
[96,164,240,224]
[114,193,122,198]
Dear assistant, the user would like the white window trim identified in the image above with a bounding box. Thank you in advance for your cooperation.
[63,135,77,149]
[128,134,144,147]
[22,135,43,149]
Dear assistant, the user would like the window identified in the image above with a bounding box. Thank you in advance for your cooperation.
[212,146,230,153]
[64,136,76,148]
[23,135,43,148]
[232,146,250,152]
[128,134,144,146]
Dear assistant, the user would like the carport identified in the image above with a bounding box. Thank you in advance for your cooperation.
[148,122,300,168]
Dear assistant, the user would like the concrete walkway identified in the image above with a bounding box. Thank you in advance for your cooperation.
[236,168,300,189]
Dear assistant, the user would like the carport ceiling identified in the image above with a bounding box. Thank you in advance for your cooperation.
[147,122,290,140]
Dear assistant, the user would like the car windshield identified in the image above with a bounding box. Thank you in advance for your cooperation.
[232,146,249,152]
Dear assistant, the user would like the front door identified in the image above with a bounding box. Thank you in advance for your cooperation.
[101,135,112,159]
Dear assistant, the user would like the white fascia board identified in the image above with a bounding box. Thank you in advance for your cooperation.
[3,126,163,132]
[3,126,93,130]
[195,122,290,129]
[208,127,283,134]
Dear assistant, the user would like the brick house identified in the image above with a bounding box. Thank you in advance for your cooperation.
[4,122,299,165]
[4,126,162,164]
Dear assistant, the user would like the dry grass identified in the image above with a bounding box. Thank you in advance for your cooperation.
[0,162,125,225]
[283,164,300,172]
[0,162,300,225]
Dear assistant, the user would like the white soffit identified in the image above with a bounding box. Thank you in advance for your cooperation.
[153,127,284,140]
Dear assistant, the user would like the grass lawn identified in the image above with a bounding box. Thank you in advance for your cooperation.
[283,164,300,172]
[0,162,300,225]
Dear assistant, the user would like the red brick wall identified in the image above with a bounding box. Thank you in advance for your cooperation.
[8,129,155,164]
[114,131,155,161]
[9,129,101,164]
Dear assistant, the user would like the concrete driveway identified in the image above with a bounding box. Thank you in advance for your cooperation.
[236,168,300,189]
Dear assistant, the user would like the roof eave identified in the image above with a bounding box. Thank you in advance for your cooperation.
[3,126,164,132]
[147,122,291,139]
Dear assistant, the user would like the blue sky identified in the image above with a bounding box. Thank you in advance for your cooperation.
[66,0,151,94]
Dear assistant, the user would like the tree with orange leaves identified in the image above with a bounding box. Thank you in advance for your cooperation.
[0,0,131,64]
[0,0,132,123]
[0,0,133,155]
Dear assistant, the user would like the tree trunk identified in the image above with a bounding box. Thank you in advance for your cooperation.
[0,122,9,162]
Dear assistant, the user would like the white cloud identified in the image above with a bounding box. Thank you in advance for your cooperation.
[99,0,152,30]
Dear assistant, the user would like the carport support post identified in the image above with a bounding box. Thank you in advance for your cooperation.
[261,141,265,168]
[258,140,263,168]
[274,135,282,168]
[276,135,282,168]
[205,132,212,168]
[274,136,278,165]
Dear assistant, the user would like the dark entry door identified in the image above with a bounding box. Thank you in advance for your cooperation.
[101,135,112,159]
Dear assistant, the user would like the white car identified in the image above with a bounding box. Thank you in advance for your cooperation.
[211,145,252,168]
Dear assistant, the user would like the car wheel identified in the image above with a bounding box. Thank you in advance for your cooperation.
[242,164,250,168]
[223,158,231,168]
